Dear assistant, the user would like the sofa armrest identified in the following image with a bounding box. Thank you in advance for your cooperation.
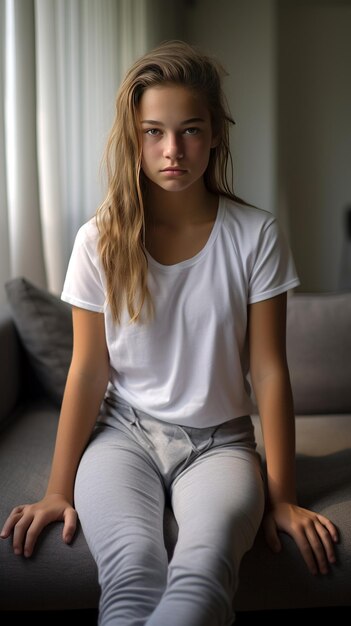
[0,308,23,430]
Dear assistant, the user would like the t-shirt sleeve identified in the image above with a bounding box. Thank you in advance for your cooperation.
[61,221,106,312]
[248,217,300,304]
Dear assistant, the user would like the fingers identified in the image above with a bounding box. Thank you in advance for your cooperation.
[314,515,338,565]
[265,503,339,577]
[290,514,338,576]
[1,499,77,557]
[62,508,78,544]
[303,522,331,575]
[1,505,37,556]
[10,503,55,557]
[262,514,282,553]
[12,511,45,557]
[0,505,26,539]
[316,513,339,544]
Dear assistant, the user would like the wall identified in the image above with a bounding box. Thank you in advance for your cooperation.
[277,0,351,292]
[184,0,277,215]
[183,0,351,292]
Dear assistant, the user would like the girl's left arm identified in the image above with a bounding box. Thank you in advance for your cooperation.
[248,292,339,576]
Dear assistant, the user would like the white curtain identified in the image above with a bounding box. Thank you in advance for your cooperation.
[0,0,155,305]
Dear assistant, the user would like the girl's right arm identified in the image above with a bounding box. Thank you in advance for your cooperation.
[0,306,110,557]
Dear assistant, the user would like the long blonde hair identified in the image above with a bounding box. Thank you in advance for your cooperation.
[97,39,244,324]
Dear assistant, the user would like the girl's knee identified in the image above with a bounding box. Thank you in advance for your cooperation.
[171,543,238,588]
[99,534,168,583]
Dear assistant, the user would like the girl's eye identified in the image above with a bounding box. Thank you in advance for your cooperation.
[184,128,199,135]
[145,129,161,136]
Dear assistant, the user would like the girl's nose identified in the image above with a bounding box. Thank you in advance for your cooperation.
[164,134,183,160]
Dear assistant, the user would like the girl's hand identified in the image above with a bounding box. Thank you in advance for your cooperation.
[262,502,339,575]
[0,494,78,558]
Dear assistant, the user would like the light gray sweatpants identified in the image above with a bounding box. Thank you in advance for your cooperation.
[74,399,265,626]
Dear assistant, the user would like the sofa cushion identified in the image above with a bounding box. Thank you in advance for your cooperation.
[5,277,72,407]
[286,292,351,414]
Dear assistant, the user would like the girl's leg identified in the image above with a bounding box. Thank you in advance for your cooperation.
[74,425,168,626]
[146,448,265,626]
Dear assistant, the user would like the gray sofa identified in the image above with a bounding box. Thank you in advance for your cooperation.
[0,277,350,615]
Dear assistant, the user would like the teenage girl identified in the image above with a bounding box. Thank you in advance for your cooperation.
[1,40,338,626]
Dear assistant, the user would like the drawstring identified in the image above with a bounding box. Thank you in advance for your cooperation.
[129,407,155,449]
[177,424,219,454]
[173,424,220,476]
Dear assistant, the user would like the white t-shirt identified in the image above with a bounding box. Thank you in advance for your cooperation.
[61,196,300,427]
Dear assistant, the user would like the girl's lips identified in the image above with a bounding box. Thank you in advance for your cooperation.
[161,168,187,176]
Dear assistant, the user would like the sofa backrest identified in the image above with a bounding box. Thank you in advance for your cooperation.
[2,279,351,417]
[287,291,351,414]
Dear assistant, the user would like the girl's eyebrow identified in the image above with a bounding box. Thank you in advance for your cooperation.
[141,117,206,126]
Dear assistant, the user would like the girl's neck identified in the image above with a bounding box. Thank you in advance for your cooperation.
[144,180,218,228]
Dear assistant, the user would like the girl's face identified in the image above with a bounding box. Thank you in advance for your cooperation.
[139,84,216,193]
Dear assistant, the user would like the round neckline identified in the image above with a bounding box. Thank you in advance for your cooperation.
[145,196,224,272]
